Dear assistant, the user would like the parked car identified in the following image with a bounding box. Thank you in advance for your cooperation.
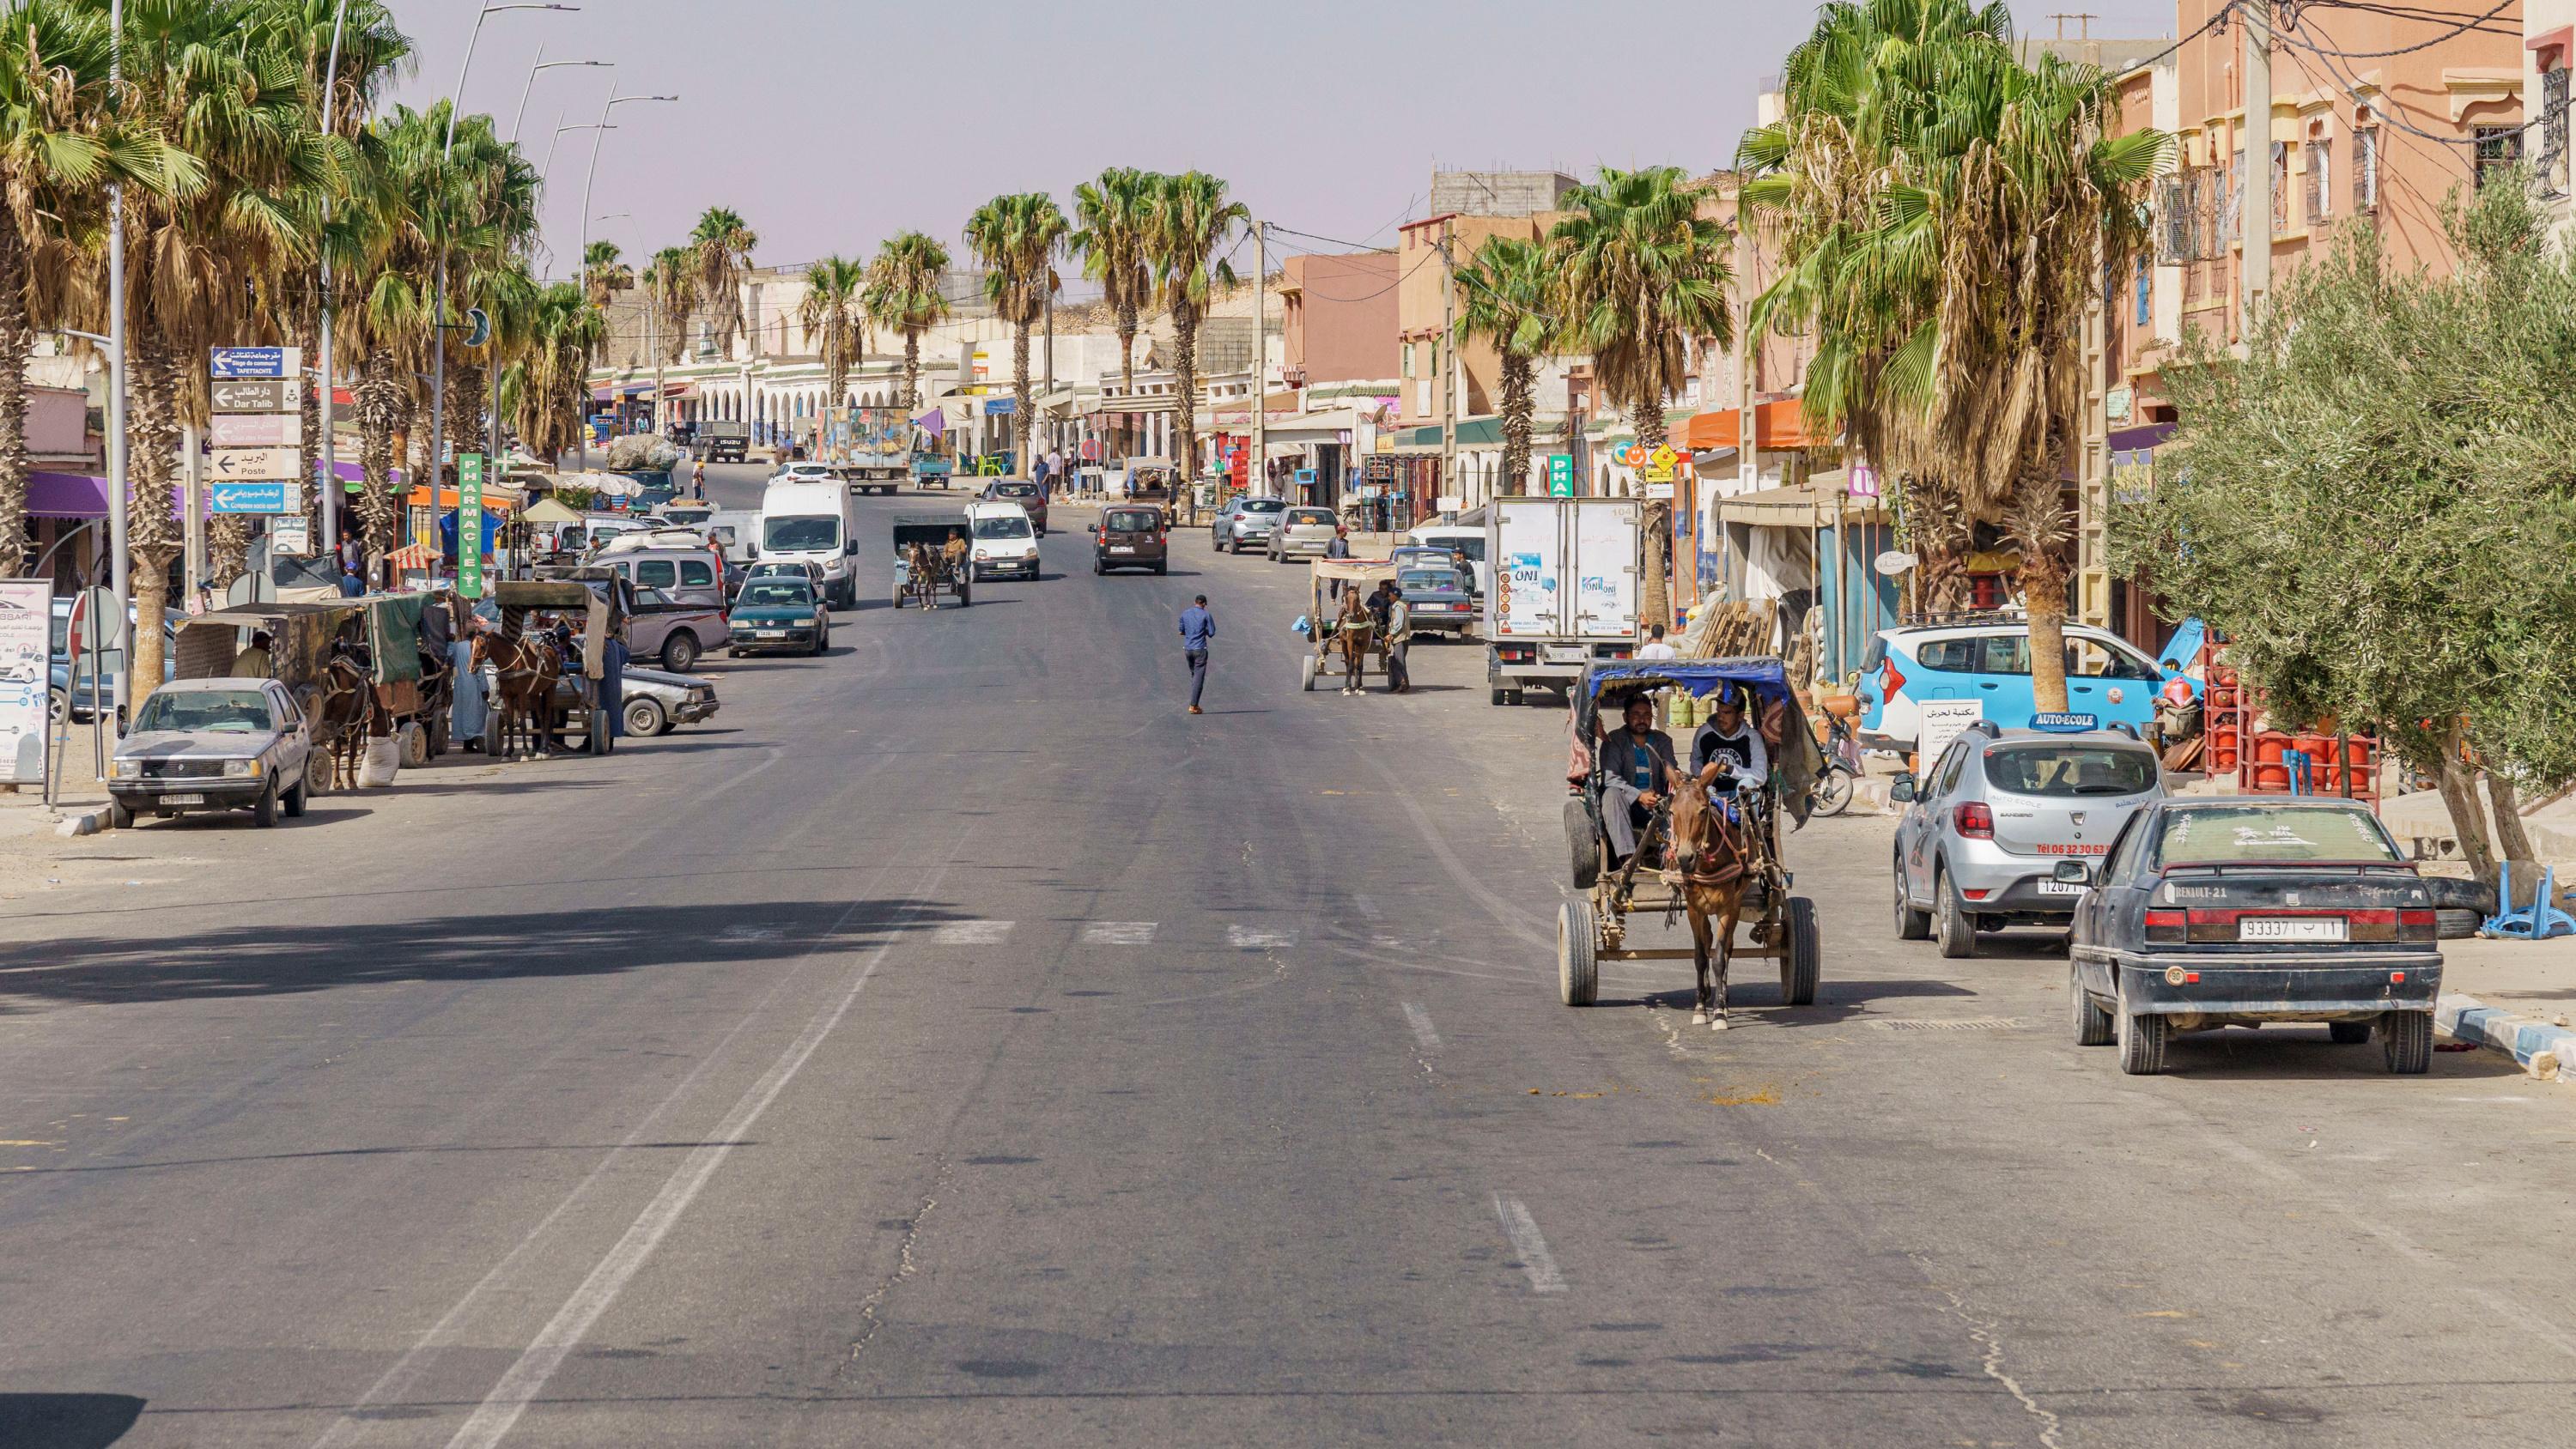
[2063,798,2441,1075]
[1210,496,1286,553]
[623,586,732,673]
[737,559,824,601]
[617,666,720,737]
[1267,506,1341,562]
[1404,523,1491,597]
[593,533,729,609]
[964,500,1042,581]
[1890,719,2165,958]
[1397,565,1477,635]
[647,503,717,529]
[981,478,1048,535]
[726,576,830,656]
[769,461,839,488]
[1857,621,2196,754]
[106,676,313,829]
[1092,504,1169,574]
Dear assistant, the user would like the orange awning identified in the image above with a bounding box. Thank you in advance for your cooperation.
[402,483,519,512]
[1682,397,1820,452]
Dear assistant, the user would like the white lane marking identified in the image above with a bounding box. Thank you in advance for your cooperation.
[1080,921,1157,945]
[1227,925,1296,949]
[1493,1195,1567,1294]
[718,925,782,942]
[930,919,1013,945]
[437,877,954,1449]
[1402,1003,1442,1051]
[1352,894,1382,919]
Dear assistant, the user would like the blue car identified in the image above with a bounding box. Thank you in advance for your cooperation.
[1856,620,2201,753]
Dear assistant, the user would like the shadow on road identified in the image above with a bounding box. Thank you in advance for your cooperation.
[0,898,975,1011]
[0,1393,144,1448]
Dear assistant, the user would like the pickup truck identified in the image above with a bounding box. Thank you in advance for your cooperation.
[910,454,955,489]
[696,421,749,464]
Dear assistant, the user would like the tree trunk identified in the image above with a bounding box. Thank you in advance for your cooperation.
[300,319,325,550]
[1172,307,1200,487]
[902,329,920,412]
[1116,307,1138,462]
[2435,725,2500,884]
[453,358,488,463]
[1633,385,1670,634]
[1500,355,1533,496]
[355,348,405,581]
[0,216,31,578]
[1012,319,1031,468]
[207,516,252,590]
[128,331,184,709]
[2476,734,2542,870]
[2024,558,2070,712]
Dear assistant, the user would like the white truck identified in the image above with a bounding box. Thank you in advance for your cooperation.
[757,479,864,609]
[1485,495,1643,706]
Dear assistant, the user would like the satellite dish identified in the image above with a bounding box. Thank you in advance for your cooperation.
[1874,549,1917,575]
[464,307,491,349]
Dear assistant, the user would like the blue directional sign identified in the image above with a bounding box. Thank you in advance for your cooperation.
[984,397,1016,416]
[210,346,297,379]
[210,480,297,514]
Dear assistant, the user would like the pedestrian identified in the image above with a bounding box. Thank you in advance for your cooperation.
[1046,446,1064,499]
[1177,593,1215,715]
[1637,623,1678,660]
[1324,530,1352,600]
[691,458,706,500]
[1382,584,1412,694]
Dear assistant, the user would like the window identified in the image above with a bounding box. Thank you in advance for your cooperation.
[2157,176,2190,264]
[1985,746,2160,798]
[634,560,677,589]
[678,560,715,586]
[2067,638,2163,682]
[2103,811,2151,882]
[2135,254,2151,327]
[2475,124,2524,190]
[1400,341,1414,378]
[2152,805,2401,868]
[2271,141,2289,233]
[1916,637,1979,672]
[1974,634,2032,675]
[2354,124,2380,211]
[973,517,1032,539]
[2543,66,2569,197]
[2306,138,2330,223]
[2227,148,2245,239]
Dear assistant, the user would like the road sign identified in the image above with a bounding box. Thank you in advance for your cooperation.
[270,517,311,556]
[210,378,293,412]
[210,412,302,447]
[69,584,123,658]
[210,480,301,514]
[984,397,1016,415]
[1547,455,1573,496]
[210,346,298,379]
[210,446,301,481]
[0,579,48,785]
[458,453,485,599]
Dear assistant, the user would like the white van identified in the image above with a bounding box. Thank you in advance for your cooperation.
[1407,522,1490,597]
[758,480,863,607]
[963,500,1041,581]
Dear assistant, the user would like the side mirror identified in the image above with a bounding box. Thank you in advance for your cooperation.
[2052,858,2095,886]
[1888,774,1917,804]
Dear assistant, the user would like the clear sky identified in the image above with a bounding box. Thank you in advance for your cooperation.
[387,0,2176,279]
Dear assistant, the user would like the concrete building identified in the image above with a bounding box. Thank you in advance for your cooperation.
[2526,0,2575,233]
[1429,169,1578,218]
[1278,252,1400,386]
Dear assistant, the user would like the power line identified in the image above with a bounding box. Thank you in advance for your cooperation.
[2275,22,2552,154]
[2279,0,2519,58]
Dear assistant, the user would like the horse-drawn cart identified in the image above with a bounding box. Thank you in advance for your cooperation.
[890,513,973,609]
[1297,559,1399,693]
[1558,658,1826,1021]
[482,577,621,757]
[173,594,455,786]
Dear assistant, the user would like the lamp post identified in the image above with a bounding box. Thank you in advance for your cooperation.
[106,0,126,718]
[314,0,349,570]
[508,47,608,142]
[574,88,679,470]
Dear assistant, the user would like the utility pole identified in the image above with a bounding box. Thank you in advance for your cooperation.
[1737,205,1759,494]
[1252,220,1267,497]
[316,0,349,569]
[2242,0,2272,328]
[1439,217,1456,514]
[106,0,128,718]
[1042,286,1055,470]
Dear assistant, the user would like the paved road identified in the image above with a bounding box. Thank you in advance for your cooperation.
[4,483,2572,1447]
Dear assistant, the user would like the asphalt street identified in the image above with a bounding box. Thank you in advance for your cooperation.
[3,465,2572,1447]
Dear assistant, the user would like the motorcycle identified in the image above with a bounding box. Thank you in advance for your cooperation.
[1813,711,1863,817]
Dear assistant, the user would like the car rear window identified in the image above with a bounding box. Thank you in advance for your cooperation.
[738,582,811,607]
[1400,570,1459,590]
[1287,509,1335,526]
[1106,511,1159,531]
[1242,499,1286,513]
[2155,807,2402,867]
[1984,745,2156,797]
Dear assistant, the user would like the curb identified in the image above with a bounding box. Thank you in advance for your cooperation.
[55,809,108,838]
[2436,992,2572,1082]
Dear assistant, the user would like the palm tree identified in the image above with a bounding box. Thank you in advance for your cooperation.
[581,238,629,308]
[685,205,756,355]
[862,228,949,412]
[963,191,1066,470]
[1547,166,1732,630]
[644,245,696,363]
[504,280,600,463]
[1141,170,1245,489]
[795,252,867,446]
[1450,235,1557,500]
[1070,166,1159,462]
[439,111,540,476]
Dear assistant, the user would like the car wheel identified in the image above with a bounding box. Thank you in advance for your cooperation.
[49,686,71,723]
[1894,854,1934,940]
[1934,868,1977,958]
[2116,982,2169,1074]
[625,697,666,737]
[1154,562,1167,575]
[107,797,134,830]
[2069,963,2114,1045]
[2328,1020,2373,1045]
[1491,687,1510,706]
[2381,1010,2433,1073]
[1093,559,1104,575]
[252,782,279,828]
[284,772,308,818]
[661,631,700,673]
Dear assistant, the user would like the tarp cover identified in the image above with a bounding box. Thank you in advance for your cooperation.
[365,593,428,684]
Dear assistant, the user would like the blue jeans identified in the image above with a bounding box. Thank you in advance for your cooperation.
[1185,649,1208,708]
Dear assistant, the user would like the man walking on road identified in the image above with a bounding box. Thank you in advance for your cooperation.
[1178,594,1215,715]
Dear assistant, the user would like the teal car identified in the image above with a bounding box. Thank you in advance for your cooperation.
[726,577,829,656]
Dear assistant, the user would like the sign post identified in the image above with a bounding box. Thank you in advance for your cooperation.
[458,452,485,599]
[210,345,312,580]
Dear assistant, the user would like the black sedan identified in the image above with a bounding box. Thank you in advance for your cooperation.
[2063,799,2441,1076]
[1398,566,1478,635]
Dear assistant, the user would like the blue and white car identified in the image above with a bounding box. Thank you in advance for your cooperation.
[1856,620,2201,753]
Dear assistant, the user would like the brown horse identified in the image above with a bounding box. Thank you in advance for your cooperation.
[306,652,376,791]
[1333,587,1376,695]
[474,629,561,760]
[1667,763,1759,1029]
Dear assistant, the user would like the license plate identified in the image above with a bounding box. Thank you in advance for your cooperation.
[2036,880,2086,896]
[1111,545,1134,554]
[2241,917,2347,943]
[162,792,205,805]
[754,630,785,639]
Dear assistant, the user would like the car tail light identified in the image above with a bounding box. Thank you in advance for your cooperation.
[2398,909,2436,944]
[1880,656,1905,700]
[1952,802,1994,840]
[2144,908,2186,943]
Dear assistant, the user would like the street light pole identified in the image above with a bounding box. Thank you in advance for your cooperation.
[509,50,608,142]
[1252,219,1267,499]
[316,0,348,567]
[574,89,679,470]
[106,0,129,718]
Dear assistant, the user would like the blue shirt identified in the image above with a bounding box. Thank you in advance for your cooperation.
[1178,605,1216,651]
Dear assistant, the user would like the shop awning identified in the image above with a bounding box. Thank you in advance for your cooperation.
[1682,397,1821,452]
[1713,480,1888,526]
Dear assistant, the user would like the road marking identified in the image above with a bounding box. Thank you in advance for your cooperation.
[438,880,951,1449]
[1080,921,1157,945]
[1493,1195,1567,1294]
[1402,1003,1442,1051]
[930,919,1013,945]
[1227,925,1296,949]
[1352,894,1382,919]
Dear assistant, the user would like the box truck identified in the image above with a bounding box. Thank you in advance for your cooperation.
[1485,496,1643,705]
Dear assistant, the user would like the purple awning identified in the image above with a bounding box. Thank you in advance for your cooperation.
[27,470,199,520]
[914,409,945,439]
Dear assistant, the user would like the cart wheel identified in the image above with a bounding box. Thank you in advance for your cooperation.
[891,586,904,609]
[1564,797,1600,889]
[1300,655,1317,692]
[1558,900,1599,1007]
[1780,896,1820,1006]
[588,708,611,755]
[957,584,972,607]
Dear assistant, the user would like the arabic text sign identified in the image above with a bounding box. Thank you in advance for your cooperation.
[210,378,293,413]
[0,579,46,784]
[210,480,302,514]
[210,412,302,447]
[210,446,301,481]
[209,346,300,379]
[1917,700,1984,769]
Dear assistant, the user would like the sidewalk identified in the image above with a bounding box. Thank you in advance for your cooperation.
[2437,933,2576,1082]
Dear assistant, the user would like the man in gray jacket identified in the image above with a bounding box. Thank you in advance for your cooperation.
[1597,694,1678,867]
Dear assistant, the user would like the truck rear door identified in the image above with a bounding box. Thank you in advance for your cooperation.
[1571,500,1639,639]
[1492,500,1564,638]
